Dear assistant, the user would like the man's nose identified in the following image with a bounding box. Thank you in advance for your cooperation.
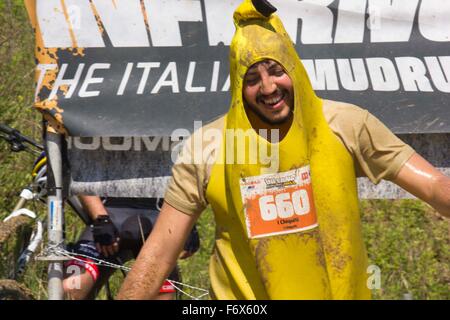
[260,74,276,95]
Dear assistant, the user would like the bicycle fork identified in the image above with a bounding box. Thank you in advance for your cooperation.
[3,187,43,280]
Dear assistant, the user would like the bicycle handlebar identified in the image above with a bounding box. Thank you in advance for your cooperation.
[0,123,44,152]
[0,123,15,135]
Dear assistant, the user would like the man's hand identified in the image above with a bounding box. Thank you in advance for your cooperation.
[79,195,120,257]
[92,215,120,257]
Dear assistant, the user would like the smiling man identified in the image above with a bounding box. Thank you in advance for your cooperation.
[243,60,294,142]
[117,0,450,300]
[244,60,293,122]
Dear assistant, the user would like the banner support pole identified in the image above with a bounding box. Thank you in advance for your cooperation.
[45,131,65,300]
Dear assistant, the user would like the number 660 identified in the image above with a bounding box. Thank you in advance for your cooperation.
[258,190,310,221]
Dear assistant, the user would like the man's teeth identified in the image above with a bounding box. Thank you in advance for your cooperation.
[263,95,283,105]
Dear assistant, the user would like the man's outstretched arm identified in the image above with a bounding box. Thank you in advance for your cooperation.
[393,153,450,218]
[116,202,198,299]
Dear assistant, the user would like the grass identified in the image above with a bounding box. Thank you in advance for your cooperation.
[0,0,448,300]
[177,208,215,299]
[360,200,449,300]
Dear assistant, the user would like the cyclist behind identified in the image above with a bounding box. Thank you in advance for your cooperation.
[63,195,200,300]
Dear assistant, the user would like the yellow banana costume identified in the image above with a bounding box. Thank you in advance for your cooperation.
[205,0,371,299]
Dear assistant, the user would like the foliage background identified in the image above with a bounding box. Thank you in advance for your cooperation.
[0,0,448,300]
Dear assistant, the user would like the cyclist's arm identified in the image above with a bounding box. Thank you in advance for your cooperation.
[79,195,119,257]
[79,195,108,220]
[117,201,198,300]
[392,153,450,218]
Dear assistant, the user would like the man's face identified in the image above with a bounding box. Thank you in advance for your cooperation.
[243,60,294,125]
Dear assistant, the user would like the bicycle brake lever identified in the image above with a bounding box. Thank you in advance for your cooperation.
[0,124,44,153]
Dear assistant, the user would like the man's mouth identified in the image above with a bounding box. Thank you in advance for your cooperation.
[259,92,286,109]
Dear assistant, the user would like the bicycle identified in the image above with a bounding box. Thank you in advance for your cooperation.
[0,123,208,300]
[0,123,88,299]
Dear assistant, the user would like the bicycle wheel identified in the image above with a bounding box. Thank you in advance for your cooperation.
[0,279,34,300]
[0,215,33,278]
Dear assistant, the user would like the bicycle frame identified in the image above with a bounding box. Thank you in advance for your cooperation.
[1,124,85,300]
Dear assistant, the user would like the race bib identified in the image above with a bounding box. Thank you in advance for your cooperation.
[240,166,318,239]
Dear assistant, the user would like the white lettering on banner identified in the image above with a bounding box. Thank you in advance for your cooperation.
[336,59,369,91]
[35,64,57,100]
[136,62,161,94]
[117,63,134,95]
[204,0,239,46]
[277,0,334,44]
[368,0,419,42]
[303,59,339,90]
[395,57,434,92]
[221,75,230,92]
[210,61,220,92]
[102,137,133,151]
[419,0,450,42]
[161,135,171,152]
[35,0,450,47]
[38,57,450,100]
[68,136,184,153]
[37,0,72,47]
[365,58,400,91]
[64,0,104,47]
[79,63,111,98]
[186,62,206,93]
[66,2,81,31]
[49,63,85,99]
[367,3,381,31]
[72,137,101,150]
[135,136,162,152]
[334,0,367,44]
[151,62,180,94]
[424,56,450,93]
[144,0,202,47]
[91,0,149,47]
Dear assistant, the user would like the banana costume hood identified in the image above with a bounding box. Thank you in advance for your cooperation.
[205,0,371,299]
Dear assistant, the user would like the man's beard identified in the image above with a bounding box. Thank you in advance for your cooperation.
[246,92,293,125]
[249,105,292,124]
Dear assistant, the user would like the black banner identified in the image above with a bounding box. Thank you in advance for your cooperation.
[28,0,450,136]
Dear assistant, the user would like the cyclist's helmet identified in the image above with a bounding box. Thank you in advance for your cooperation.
[32,151,47,202]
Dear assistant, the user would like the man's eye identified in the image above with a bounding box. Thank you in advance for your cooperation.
[271,68,285,76]
[245,77,259,85]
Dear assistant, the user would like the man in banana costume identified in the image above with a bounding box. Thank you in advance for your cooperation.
[117,0,450,300]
